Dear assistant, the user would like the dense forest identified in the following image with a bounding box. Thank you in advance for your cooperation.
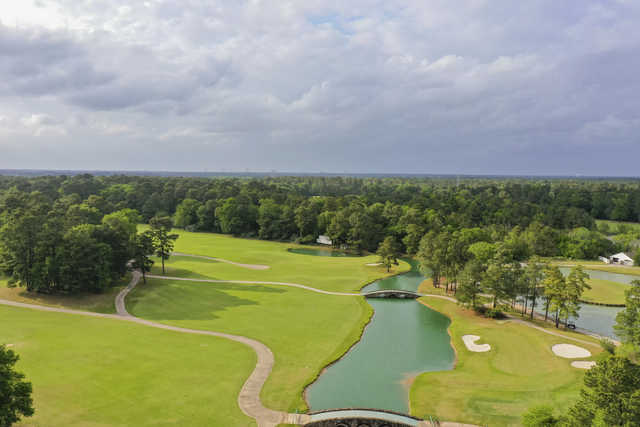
[1,174,639,295]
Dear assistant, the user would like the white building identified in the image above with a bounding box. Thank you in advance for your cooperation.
[609,252,634,266]
[316,235,332,245]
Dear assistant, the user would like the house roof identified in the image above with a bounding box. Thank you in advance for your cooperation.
[611,252,633,261]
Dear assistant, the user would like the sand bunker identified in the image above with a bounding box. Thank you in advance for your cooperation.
[462,335,491,352]
[551,344,592,358]
[571,361,596,369]
[366,263,382,266]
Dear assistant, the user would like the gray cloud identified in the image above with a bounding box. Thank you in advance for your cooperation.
[0,1,639,175]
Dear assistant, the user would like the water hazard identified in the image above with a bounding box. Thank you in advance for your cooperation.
[306,260,454,413]
[287,248,360,257]
[537,268,634,338]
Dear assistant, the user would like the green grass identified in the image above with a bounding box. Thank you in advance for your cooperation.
[0,305,256,427]
[131,228,410,413]
[0,275,131,314]
[410,297,602,426]
[549,259,640,277]
[128,278,373,413]
[143,227,408,293]
[581,278,630,305]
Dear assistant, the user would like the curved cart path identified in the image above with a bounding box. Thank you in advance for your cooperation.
[172,252,270,270]
[146,274,361,296]
[419,295,601,347]
[2,270,600,427]
[1,273,305,427]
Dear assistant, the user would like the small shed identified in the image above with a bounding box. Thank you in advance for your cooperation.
[609,252,634,266]
[316,235,332,245]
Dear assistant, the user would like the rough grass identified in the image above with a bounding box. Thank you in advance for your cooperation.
[581,278,630,305]
[410,297,602,427]
[0,275,130,314]
[0,305,256,427]
[417,279,451,297]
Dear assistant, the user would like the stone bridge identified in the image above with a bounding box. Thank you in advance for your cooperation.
[303,408,432,427]
[362,290,422,299]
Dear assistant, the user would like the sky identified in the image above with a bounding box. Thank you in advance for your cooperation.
[0,1,639,176]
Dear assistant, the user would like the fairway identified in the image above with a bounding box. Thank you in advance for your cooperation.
[581,277,630,305]
[128,229,410,413]
[410,297,601,426]
[141,226,408,293]
[0,305,256,427]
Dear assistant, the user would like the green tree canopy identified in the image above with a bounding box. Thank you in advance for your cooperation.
[0,345,34,426]
[376,236,400,272]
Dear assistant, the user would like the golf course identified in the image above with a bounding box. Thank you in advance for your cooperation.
[0,228,613,426]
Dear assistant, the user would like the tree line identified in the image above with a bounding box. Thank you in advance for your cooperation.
[0,188,176,294]
[416,226,591,327]
[1,174,637,259]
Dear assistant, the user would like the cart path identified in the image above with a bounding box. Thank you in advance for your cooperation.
[419,295,602,348]
[2,272,600,427]
[172,252,270,270]
[115,272,294,427]
[146,274,362,296]
[1,274,294,427]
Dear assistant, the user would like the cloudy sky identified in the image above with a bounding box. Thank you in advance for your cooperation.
[0,1,639,175]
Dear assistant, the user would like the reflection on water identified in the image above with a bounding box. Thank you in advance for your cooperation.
[287,248,360,257]
[558,267,638,285]
[307,261,453,413]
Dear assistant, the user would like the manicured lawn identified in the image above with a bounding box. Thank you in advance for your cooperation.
[581,278,630,305]
[129,229,410,413]
[550,259,640,277]
[142,226,408,293]
[0,305,256,427]
[0,275,129,314]
[129,278,373,413]
[410,297,602,426]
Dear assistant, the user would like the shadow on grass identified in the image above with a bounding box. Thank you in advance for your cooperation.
[149,266,215,279]
[169,255,221,265]
[129,280,286,321]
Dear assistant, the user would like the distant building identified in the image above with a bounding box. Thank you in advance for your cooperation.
[316,235,332,245]
[608,252,634,266]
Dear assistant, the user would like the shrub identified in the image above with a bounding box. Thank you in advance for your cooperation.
[485,308,506,319]
[599,338,616,355]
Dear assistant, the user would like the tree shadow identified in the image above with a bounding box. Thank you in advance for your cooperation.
[130,280,286,321]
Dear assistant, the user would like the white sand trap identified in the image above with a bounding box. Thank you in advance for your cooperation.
[552,344,591,358]
[571,361,596,369]
[366,263,382,266]
[462,335,491,352]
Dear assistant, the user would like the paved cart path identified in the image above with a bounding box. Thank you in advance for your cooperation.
[1,272,303,427]
[5,261,600,427]
[146,274,361,296]
[172,252,270,270]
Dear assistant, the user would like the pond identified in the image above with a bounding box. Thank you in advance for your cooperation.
[306,261,454,413]
[287,248,361,257]
[558,267,638,285]
[540,268,634,338]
